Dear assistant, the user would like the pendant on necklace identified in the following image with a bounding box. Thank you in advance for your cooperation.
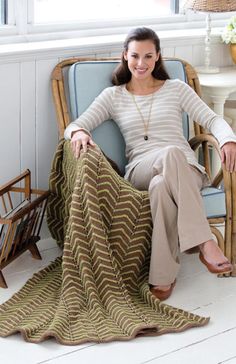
[144,135,148,141]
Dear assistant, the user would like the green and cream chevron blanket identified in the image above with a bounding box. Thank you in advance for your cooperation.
[0,140,209,345]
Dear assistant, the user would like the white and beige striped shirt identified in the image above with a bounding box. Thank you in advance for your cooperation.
[64,79,236,179]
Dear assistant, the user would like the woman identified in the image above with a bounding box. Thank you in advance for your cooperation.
[65,27,236,301]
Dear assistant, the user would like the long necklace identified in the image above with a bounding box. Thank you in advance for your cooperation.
[131,92,154,141]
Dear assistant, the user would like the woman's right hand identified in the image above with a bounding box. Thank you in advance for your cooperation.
[71,130,95,158]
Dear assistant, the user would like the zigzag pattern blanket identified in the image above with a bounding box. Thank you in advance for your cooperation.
[0,140,209,345]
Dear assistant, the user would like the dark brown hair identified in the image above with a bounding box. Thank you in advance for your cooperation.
[112,27,170,85]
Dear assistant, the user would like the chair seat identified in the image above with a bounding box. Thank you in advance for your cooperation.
[201,187,226,218]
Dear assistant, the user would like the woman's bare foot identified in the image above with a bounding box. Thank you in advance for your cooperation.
[199,239,232,273]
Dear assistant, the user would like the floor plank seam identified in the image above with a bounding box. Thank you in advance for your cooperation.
[37,344,98,364]
[139,326,236,364]
[219,354,236,364]
[192,302,213,311]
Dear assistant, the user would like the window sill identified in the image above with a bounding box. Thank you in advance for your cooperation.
[0,27,226,62]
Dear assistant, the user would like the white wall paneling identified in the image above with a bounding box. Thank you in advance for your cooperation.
[174,45,193,64]
[192,45,205,69]
[0,63,21,185]
[0,35,235,191]
[20,61,37,187]
[35,58,59,190]
[162,47,175,58]
[95,53,111,58]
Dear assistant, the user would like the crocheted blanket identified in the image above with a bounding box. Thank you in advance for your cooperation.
[0,140,209,345]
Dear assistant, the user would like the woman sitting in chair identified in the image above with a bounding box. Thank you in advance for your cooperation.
[65,27,236,301]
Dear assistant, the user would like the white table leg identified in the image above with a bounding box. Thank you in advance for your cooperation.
[211,95,227,117]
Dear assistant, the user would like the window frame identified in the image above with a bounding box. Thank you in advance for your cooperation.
[0,0,236,44]
[0,0,7,25]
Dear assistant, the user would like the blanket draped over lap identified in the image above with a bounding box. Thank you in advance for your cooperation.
[0,140,209,345]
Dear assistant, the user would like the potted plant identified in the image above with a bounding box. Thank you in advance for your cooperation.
[222,16,236,64]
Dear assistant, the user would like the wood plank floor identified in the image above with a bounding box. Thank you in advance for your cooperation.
[1,227,236,364]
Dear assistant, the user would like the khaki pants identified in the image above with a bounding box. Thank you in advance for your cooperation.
[129,146,212,286]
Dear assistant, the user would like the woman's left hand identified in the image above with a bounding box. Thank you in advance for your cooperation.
[221,142,236,172]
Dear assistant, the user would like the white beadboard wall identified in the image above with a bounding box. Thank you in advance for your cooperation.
[0,35,235,190]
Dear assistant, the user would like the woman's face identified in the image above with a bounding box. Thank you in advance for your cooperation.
[124,40,159,81]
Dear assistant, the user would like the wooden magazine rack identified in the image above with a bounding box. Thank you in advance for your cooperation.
[0,170,50,288]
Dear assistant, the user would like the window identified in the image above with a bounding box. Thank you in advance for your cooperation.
[0,0,7,25]
[33,0,180,24]
[0,0,235,43]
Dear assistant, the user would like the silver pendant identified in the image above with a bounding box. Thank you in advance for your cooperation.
[144,135,148,141]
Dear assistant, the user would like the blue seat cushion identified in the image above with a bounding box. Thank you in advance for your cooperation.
[201,187,226,218]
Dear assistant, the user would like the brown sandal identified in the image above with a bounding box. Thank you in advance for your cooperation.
[150,280,176,301]
[199,252,233,274]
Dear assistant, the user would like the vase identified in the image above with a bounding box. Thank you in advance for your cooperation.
[230,44,236,64]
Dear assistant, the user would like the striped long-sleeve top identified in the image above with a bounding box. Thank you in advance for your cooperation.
[64,79,236,179]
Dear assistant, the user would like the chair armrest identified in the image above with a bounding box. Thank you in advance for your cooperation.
[189,133,221,155]
[189,133,226,188]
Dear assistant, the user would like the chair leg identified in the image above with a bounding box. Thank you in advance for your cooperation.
[231,229,236,276]
[225,219,234,276]
[0,270,8,288]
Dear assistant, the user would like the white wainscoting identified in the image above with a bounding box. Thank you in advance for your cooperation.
[0,36,234,190]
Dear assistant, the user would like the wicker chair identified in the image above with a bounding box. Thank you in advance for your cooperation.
[51,57,236,276]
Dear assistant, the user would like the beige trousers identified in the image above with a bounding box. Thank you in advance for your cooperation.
[129,146,212,286]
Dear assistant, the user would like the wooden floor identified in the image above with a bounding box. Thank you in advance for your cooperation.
[1,227,236,364]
